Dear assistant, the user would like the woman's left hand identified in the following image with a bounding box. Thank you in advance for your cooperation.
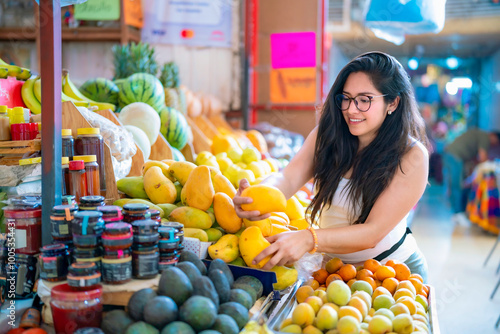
[253,229,315,270]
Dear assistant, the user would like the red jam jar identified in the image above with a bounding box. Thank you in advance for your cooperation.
[101,249,132,284]
[122,203,150,223]
[132,220,159,247]
[4,204,42,255]
[146,209,161,222]
[158,227,180,252]
[67,262,101,289]
[50,283,103,334]
[79,196,105,211]
[39,244,69,282]
[51,205,77,241]
[102,223,133,250]
[97,205,123,224]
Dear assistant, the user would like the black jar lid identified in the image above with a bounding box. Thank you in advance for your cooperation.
[158,227,179,240]
[97,205,123,217]
[52,205,78,215]
[69,262,99,276]
[80,196,106,205]
[74,211,103,220]
[103,248,132,258]
[132,244,159,252]
[74,247,102,258]
[161,221,183,230]
[123,203,149,212]
[40,243,67,254]
[132,219,159,234]
[147,209,160,218]
[133,233,160,245]
[62,195,76,204]
[104,222,132,235]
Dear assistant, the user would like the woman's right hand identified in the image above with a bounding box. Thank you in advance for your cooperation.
[233,178,271,221]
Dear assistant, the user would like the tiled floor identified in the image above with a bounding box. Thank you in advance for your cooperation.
[411,182,500,333]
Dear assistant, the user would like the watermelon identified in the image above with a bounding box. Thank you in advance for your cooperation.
[160,106,189,150]
[80,78,120,104]
[171,147,186,161]
[119,73,165,113]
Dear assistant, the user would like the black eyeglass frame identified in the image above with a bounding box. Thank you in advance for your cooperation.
[335,94,388,112]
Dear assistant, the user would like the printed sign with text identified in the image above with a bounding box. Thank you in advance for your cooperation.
[270,68,317,103]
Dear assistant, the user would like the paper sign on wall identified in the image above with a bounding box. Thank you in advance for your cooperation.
[74,0,120,21]
[270,68,317,103]
[271,32,316,69]
[124,0,143,28]
[0,78,26,108]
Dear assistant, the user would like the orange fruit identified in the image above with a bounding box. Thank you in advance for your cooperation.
[312,268,329,285]
[347,279,357,288]
[296,285,315,303]
[382,277,399,295]
[418,289,428,298]
[409,277,424,294]
[325,257,344,274]
[338,264,357,282]
[409,273,424,283]
[362,276,377,291]
[422,284,430,294]
[326,273,343,287]
[316,286,327,291]
[363,259,382,273]
[356,269,374,280]
[374,265,396,281]
[356,265,364,272]
[385,259,402,268]
[305,278,320,290]
[393,263,411,281]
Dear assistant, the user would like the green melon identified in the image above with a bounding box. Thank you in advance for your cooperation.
[119,73,165,113]
[160,106,189,150]
[80,78,120,104]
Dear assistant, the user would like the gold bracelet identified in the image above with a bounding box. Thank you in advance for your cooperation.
[307,227,318,254]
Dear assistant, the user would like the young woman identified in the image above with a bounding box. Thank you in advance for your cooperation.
[234,51,430,282]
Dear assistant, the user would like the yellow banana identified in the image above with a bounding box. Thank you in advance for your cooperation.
[0,67,8,79]
[21,76,41,114]
[34,77,89,107]
[0,58,8,65]
[16,67,32,80]
[0,58,31,80]
[62,71,116,111]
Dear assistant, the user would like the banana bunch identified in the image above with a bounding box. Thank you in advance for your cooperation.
[240,320,275,334]
[62,71,116,111]
[0,58,31,80]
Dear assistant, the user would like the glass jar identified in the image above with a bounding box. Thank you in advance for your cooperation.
[12,254,38,299]
[40,244,69,282]
[67,262,101,289]
[132,220,159,247]
[132,245,159,279]
[0,105,11,141]
[62,129,74,160]
[97,206,123,224]
[72,211,104,249]
[75,128,106,192]
[79,196,106,211]
[162,221,184,244]
[4,205,42,255]
[51,205,77,241]
[101,249,132,284]
[147,209,161,222]
[62,157,70,196]
[69,160,88,203]
[50,283,103,333]
[73,155,100,196]
[158,227,180,252]
[159,250,178,272]
[122,203,150,223]
[102,223,133,250]
[73,248,102,271]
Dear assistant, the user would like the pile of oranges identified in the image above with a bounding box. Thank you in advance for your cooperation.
[307,258,429,299]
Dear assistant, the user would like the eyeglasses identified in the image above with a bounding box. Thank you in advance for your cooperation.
[335,94,387,112]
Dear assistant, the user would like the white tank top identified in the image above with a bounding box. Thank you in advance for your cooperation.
[318,177,417,265]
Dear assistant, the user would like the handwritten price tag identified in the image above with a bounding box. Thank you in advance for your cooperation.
[270,68,317,103]
[74,0,120,21]
[270,32,316,69]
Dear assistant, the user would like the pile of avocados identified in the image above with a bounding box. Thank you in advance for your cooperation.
[101,250,264,334]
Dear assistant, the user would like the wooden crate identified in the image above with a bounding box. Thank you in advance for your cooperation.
[0,139,41,165]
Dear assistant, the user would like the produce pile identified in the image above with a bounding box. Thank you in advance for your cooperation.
[101,254,261,334]
[278,258,432,334]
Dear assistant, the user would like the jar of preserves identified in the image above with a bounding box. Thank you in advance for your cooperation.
[147,209,161,223]
[158,227,180,252]
[159,250,178,272]
[101,249,132,284]
[51,205,77,241]
[67,262,101,289]
[122,203,150,223]
[69,160,88,203]
[73,248,102,270]
[62,129,75,160]
[75,128,106,192]
[161,221,184,244]
[40,244,69,282]
[102,223,133,250]
[62,195,78,209]
[97,206,123,224]
[62,157,70,196]
[12,254,38,299]
[4,203,42,255]
[79,196,105,211]
[132,220,159,247]
[72,211,104,249]
[132,245,159,279]
[50,283,103,333]
[73,155,100,196]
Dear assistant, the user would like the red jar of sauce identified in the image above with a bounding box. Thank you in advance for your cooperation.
[4,205,42,255]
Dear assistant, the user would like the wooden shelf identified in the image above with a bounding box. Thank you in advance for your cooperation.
[0,25,141,43]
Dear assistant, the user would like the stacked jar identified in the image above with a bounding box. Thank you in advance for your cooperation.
[101,222,133,284]
[158,226,180,272]
[79,196,106,211]
[161,221,184,259]
[72,211,104,272]
[131,218,159,279]
[39,244,70,282]
[97,206,123,225]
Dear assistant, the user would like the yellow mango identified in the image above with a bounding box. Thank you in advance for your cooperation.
[269,224,290,236]
[289,218,310,230]
[263,158,279,173]
[113,198,134,207]
[143,167,177,204]
[213,193,242,233]
[161,159,176,166]
[126,199,165,218]
[168,161,197,185]
[243,218,272,237]
[216,156,233,172]
[168,206,213,229]
[252,176,267,185]
[239,226,272,269]
[285,196,305,220]
[184,227,209,242]
[181,165,215,211]
[270,266,299,290]
[142,160,175,182]
[205,228,223,242]
[208,234,240,263]
[211,135,240,155]
[240,184,286,214]
[270,213,290,225]
[212,174,237,198]
[247,161,265,178]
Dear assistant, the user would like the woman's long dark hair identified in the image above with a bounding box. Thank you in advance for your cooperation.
[308,51,429,225]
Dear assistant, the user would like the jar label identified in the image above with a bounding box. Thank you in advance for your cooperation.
[133,253,159,278]
[14,227,27,249]
[57,224,69,236]
[102,259,132,283]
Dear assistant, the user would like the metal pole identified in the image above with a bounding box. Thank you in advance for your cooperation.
[40,0,62,246]
[240,0,250,130]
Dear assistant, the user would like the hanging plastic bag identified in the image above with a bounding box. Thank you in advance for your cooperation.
[364,0,447,45]
[294,251,323,283]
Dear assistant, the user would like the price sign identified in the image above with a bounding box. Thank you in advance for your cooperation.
[270,32,316,69]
